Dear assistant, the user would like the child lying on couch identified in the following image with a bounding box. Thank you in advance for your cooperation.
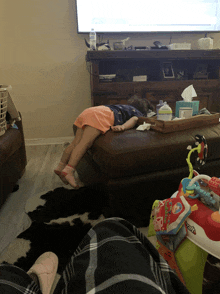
[54,95,154,188]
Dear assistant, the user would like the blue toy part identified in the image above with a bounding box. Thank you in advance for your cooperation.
[186,184,200,199]
[186,174,217,207]
[182,178,199,195]
[186,178,216,207]
[182,178,215,208]
[194,186,216,206]
[181,178,191,194]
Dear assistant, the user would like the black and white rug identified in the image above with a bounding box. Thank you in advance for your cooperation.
[1,186,112,274]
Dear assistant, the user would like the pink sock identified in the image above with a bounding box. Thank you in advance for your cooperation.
[61,165,79,189]
[62,164,74,174]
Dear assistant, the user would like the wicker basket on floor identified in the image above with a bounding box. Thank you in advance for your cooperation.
[0,86,8,136]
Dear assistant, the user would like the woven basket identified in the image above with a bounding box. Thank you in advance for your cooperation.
[0,85,8,136]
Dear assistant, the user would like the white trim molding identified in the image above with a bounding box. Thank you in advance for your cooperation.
[25,136,73,146]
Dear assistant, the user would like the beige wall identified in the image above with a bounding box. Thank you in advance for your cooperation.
[0,0,91,139]
[1,0,220,139]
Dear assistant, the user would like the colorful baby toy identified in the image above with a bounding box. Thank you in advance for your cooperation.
[148,134,220,294]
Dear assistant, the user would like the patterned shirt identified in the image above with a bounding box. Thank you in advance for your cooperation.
[105,104,144,126]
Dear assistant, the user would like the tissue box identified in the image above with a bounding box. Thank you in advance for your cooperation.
[175,101,199,117]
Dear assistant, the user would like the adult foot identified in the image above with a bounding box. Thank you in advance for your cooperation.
[29,273,40,287]
[61,164,79,189]
[27,252,58,294]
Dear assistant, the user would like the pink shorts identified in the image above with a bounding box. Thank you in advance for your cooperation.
[74,106,114,134]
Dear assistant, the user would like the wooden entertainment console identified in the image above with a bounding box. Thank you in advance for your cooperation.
[86,50,220,112]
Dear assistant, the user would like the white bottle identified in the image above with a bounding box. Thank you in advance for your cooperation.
[89,28,96,51]
[157,101,172,121]
[156,100,164,116]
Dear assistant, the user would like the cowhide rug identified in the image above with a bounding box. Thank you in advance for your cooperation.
[1,185,219,293]
[0,186,112,274]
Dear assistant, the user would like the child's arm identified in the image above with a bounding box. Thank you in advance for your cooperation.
[111,116,138,132]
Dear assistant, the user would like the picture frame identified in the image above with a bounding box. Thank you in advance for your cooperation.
[193,63,208,79]
[162,62,175,79]
[175,68,188,80]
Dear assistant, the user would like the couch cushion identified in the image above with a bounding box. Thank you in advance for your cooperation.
[89,123,220,179]
[0,128,22,166]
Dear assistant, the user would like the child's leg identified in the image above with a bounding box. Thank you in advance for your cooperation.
[54,127,83,184]
[62,126,101,188]
[61,127,83,164]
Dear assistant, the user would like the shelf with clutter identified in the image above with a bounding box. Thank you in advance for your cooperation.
[86,50,220,112]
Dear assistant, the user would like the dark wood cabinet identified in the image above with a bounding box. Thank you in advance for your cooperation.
[86,50,220,112]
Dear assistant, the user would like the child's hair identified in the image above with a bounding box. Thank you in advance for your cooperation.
[127,94,154,117]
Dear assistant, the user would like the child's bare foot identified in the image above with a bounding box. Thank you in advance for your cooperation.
[61,165,79,189]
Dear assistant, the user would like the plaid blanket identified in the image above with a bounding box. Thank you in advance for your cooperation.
[0,218,189,294]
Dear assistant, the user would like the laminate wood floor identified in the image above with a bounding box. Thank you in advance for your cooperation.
[0,142,153,257]
[0,143,77,254]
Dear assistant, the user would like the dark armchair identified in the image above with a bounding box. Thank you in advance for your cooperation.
[0,112,27,208]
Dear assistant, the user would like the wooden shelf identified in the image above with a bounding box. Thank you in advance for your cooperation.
[87,50,220,112]
[87,49,220,61]
[96,79,219,91]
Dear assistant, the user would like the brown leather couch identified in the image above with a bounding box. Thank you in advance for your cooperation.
[74,122,220,227]
[0,112,27,208]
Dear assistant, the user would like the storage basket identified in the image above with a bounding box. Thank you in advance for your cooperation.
[0,85,8,136]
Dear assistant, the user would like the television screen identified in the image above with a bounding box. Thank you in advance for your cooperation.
[76,0,220,33]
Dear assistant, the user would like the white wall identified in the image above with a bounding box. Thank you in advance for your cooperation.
[0,0,220,139]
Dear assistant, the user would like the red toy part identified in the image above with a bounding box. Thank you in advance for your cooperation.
[186,197,220,241]
[198,141,205,160]
[154,196,191,235]
[208,177,220,196]
[194,134,208,168]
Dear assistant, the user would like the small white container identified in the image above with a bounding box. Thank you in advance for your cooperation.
[168,43,191,50]
[198,37,213,50]
[157,101,172,121]
[156,100,164,116]
[89,28,96,50]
